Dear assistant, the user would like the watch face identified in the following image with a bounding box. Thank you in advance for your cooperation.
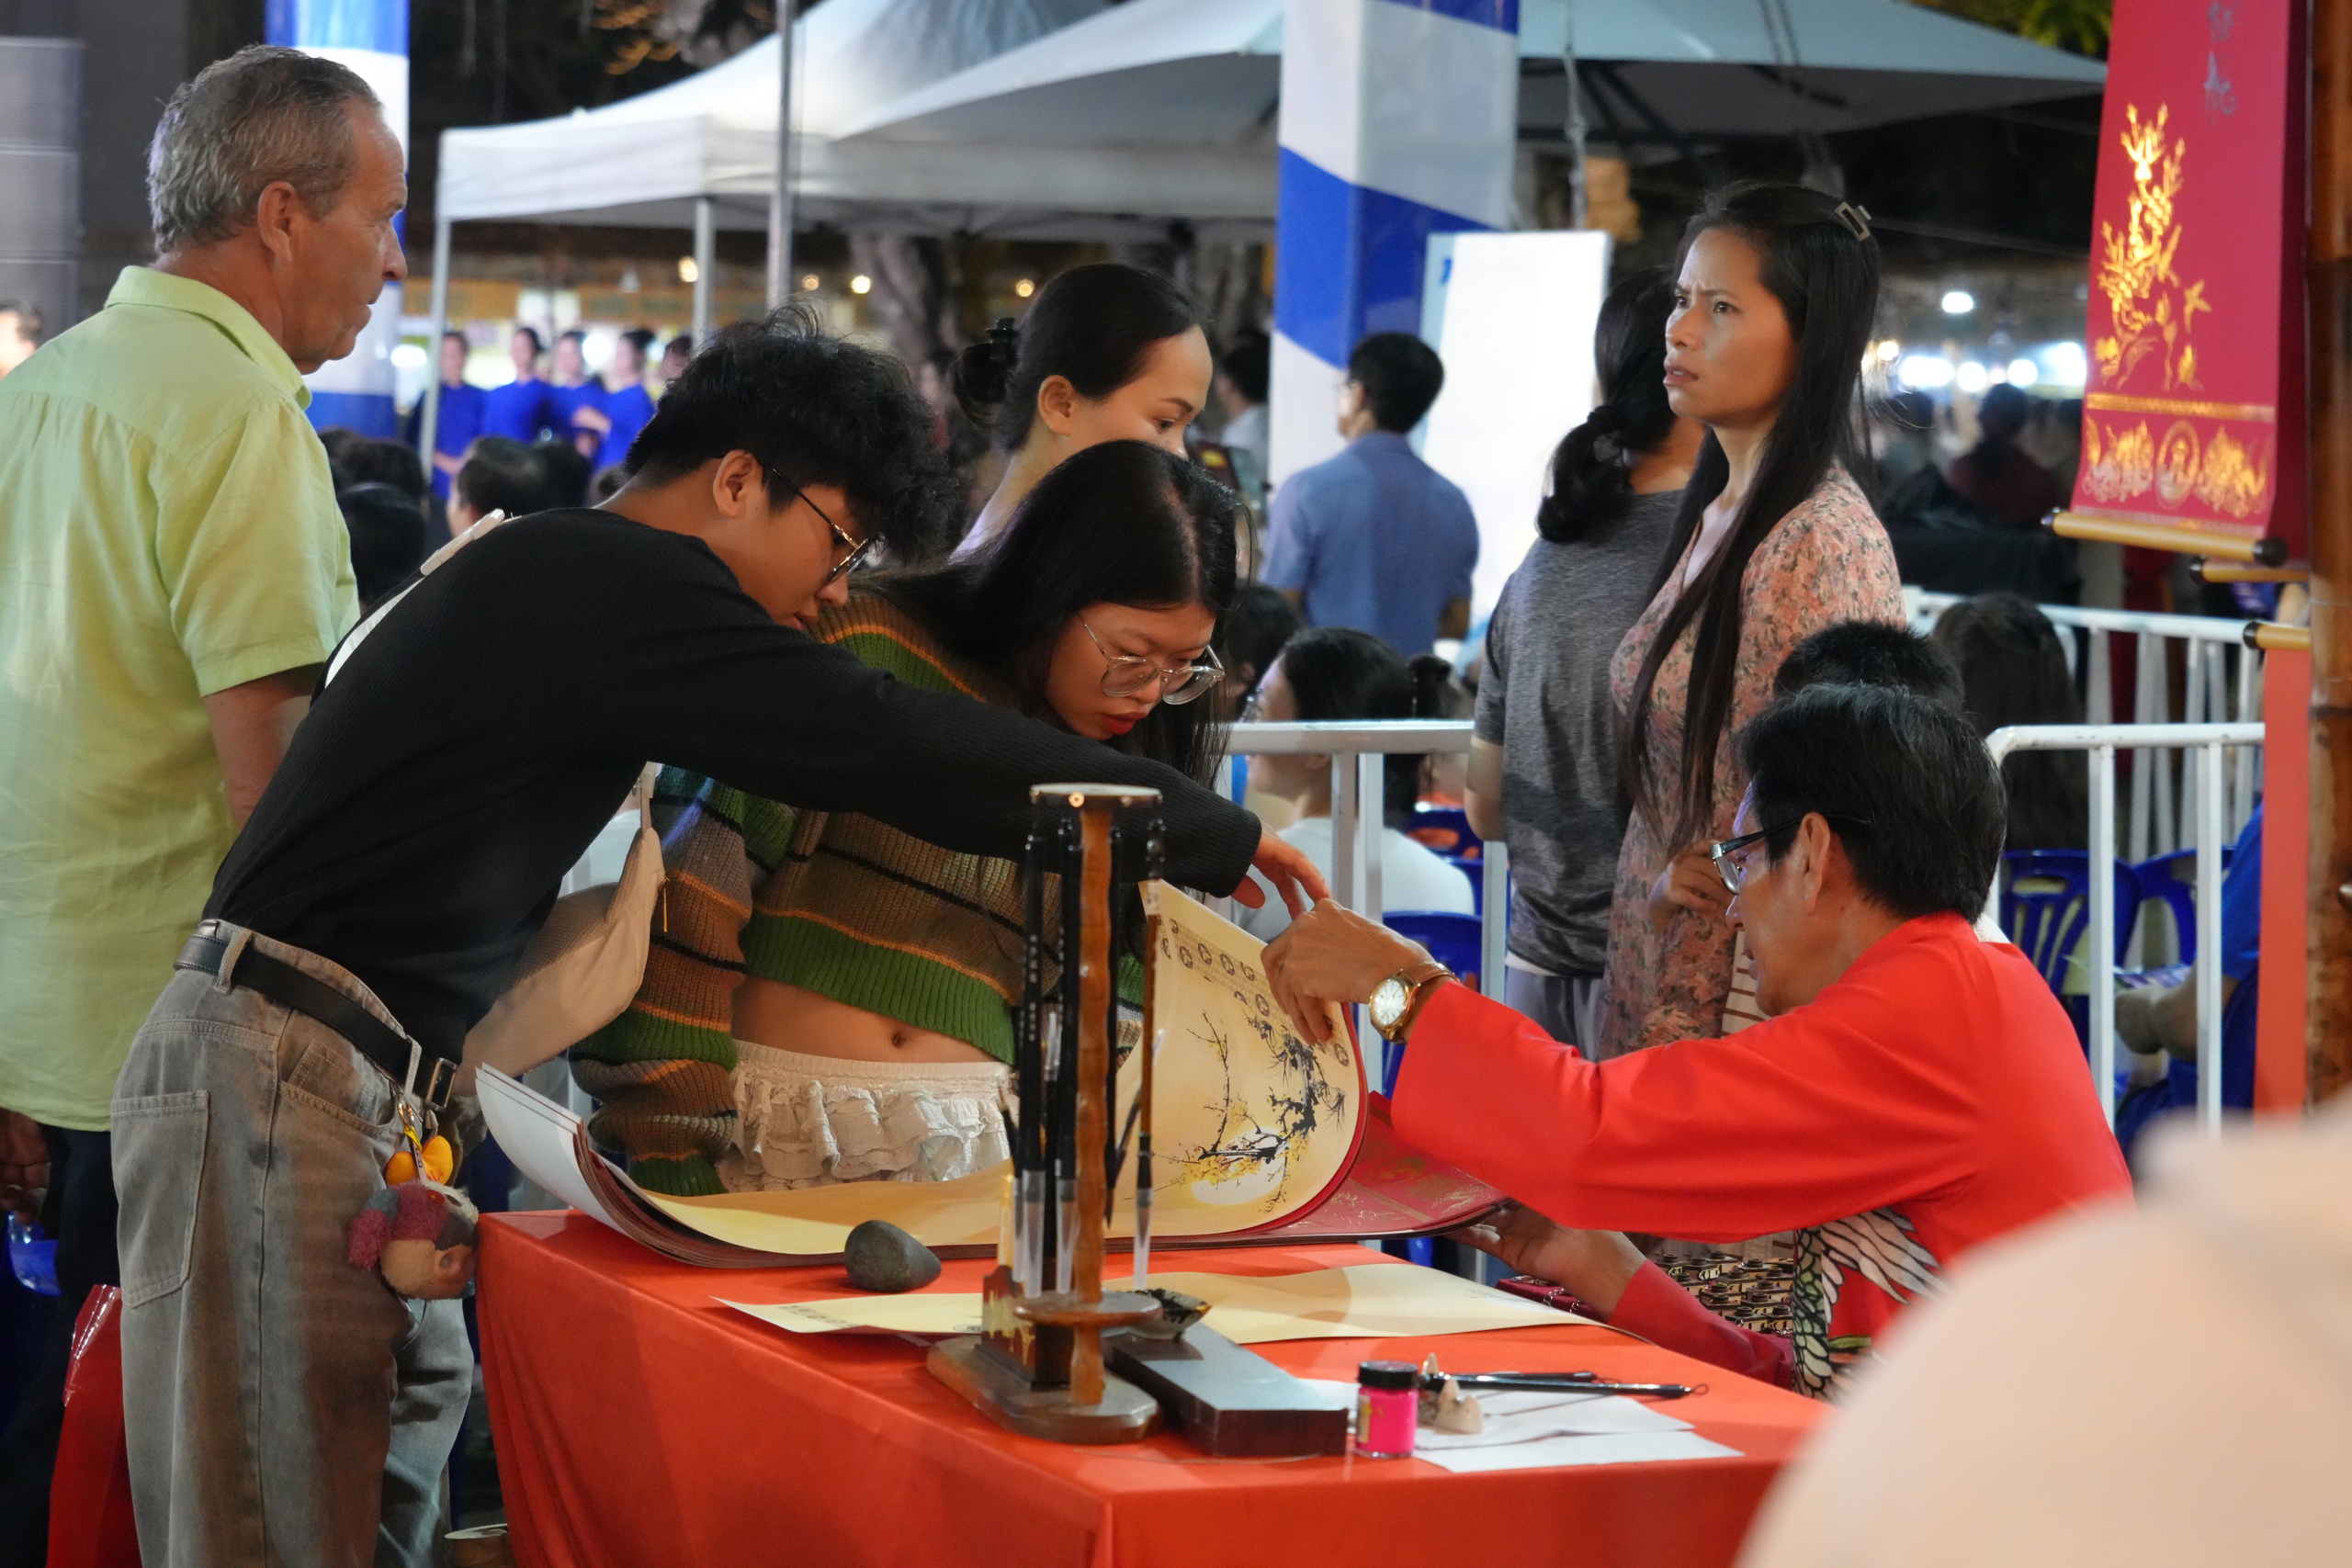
[1371,976,1409,1031]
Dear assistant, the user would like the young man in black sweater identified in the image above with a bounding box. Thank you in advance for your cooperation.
[113,309,1324,1567]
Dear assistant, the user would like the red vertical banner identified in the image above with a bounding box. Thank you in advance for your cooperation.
[2072,0,2306,558]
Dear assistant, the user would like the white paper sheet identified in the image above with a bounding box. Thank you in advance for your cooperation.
[475,1066,620,1227]
[1413,1431,1743,1472]
[1293,1381,1744,1472]
[721,1263,1585,1346]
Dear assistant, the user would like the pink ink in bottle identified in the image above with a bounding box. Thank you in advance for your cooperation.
[1353,1360,1421,1459]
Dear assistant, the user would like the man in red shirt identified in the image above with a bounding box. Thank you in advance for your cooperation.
[1263,684,2131,1394]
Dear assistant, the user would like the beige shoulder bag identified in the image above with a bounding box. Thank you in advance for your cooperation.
[458,763,665,1082]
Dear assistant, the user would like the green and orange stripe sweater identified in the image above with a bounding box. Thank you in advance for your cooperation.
[572,591,1137,1196]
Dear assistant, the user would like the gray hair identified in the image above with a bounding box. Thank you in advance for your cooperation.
[147,45,381,254]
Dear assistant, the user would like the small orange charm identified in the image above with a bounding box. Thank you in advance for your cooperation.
[386,1134,455,1186]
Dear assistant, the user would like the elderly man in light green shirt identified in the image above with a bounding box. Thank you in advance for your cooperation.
[0,44,402,1559]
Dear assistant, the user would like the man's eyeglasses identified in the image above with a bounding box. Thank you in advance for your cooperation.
[1709,814,1873,894]
[798,489,870,584]
[1082,617,1224,706]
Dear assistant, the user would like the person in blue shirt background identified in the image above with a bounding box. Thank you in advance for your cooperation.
[2114,802,2267,1163]
[481,325,557,443]
[572,327,657,473]
[548,328,605,458]
[404,329,483,500]
[1261,332,1479,658]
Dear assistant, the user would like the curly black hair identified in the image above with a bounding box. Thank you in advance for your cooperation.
[625,305,962,560]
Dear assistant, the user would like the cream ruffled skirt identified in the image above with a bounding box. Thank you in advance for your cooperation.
[719,1040,1011,1191]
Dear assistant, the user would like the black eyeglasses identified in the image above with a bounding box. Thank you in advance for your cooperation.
[1709,814,1873,894]
[798,489,870,584]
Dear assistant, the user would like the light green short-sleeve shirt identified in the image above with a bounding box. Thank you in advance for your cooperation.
[0,267,358,1128]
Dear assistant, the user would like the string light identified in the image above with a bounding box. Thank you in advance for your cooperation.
[1014,278,1036,299]
[676,256,699,284]
[849,274,873,295]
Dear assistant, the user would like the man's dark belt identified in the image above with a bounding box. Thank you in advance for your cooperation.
[175,926,454,1109]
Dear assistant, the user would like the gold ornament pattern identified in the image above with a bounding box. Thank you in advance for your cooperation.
[2194,427,2270,518]
[2076,414,2271,519]
[2093,105,2211,391]
[2077,418,2155,502]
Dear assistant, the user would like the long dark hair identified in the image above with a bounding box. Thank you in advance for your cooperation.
[952,263,1204,452]
[1537,267,1680,544]
[1620,182,1883,846]
[1276,627,1456,829]
[1928,592,2088,850]
[875,441,1239,784]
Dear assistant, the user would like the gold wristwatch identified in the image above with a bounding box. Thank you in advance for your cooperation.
[1370,960,1453,1043]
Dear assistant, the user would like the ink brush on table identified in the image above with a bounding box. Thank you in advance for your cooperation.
[1418,1355,1696,1400]
[1447,1372,1698,1399]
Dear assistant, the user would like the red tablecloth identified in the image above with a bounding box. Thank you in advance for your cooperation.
[477,1213,1826,1568]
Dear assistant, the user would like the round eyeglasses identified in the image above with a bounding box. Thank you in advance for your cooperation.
[1081,616,1224,706]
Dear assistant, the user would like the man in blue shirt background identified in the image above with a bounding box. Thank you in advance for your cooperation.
[1261,332,1478,657]
[2114,802,2267,1161]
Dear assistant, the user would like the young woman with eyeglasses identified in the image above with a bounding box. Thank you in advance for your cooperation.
[1594,181,1905,1061]
[577,440,1238,1195]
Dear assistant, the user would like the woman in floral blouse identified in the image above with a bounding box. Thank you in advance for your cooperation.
[1597,183,1905,1058]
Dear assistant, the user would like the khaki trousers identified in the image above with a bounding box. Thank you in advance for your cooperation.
[112,925,469,1568]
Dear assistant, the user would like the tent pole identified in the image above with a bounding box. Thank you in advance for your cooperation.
[1560,2,1586,229]
[767,7,797,309]
[421,214,453,467]
[2310,0,2352,1101]
[693,197,716,342]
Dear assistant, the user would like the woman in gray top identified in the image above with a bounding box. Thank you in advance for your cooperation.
[1466,268,1704,1048]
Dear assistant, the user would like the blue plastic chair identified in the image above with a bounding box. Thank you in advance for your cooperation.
[1998,850,2142,998]
[2131,846,2234,966]
[1406,806,1480,860]
[1402,806,1486,911]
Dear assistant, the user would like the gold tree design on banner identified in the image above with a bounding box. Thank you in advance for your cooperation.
[2094,105,2211,391]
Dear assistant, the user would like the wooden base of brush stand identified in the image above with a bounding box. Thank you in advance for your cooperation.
[928,1337,1162,1444]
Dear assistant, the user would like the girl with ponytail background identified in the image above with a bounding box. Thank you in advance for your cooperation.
[951,262,1213,554]
[1464,267,1704,1050]
[1236,626,1476,942]
[1597,182,1905,1059]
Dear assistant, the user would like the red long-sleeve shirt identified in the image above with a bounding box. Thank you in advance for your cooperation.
[1394,914,2132,1393]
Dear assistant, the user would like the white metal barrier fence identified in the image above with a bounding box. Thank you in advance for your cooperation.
[1220,720,1507,1000]
[1984,721,2265,1134]
[1909,589,2267,863]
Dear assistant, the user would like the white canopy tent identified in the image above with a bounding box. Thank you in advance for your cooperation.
[422,0,2102,446]
[433,0,2105,245]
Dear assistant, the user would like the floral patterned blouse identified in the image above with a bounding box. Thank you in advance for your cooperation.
[1596,467,1904,1058]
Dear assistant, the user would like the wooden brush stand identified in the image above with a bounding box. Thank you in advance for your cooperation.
[927,785,1167,1444]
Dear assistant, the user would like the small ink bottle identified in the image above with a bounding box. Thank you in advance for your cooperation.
[1353,1360,1421,1459]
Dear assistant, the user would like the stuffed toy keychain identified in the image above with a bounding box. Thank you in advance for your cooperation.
[346,1102,480,1301]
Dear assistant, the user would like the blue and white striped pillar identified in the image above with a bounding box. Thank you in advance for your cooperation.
[266,0,409,437]
[1269,0,1520,488]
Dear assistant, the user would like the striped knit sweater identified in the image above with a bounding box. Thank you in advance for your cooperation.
[571,590,1135,1196]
